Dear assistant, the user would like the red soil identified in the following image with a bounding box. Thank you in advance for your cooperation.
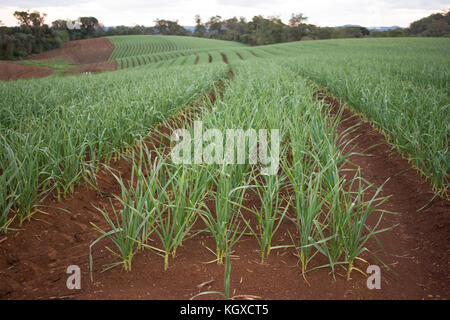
[0,61,54,81]
[313,90,449,299]
[27,38,114,64]
[0,80,448,301]
[0,38,116,81]
[221,53,228,64]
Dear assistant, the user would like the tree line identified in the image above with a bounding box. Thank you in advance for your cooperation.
[1,10,448,60]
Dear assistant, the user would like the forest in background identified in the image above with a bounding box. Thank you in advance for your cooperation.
[0,10,449,60]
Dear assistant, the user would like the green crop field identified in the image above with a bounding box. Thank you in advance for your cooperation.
[1,35,448,299]
[108,35,248,69]
[277,38,449,190]
[0,62,228,227]
[104,36,449,192]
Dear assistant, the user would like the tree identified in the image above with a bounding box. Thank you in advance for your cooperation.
[423,18,449,37]
[14,10,46,34]
[80,17,99,38]
[246,15,283,45]
[29,11,46,28]
[13,11,32,27]
[52,19,67,30]
[289,13,308,27]
[13,10,50,52]
[154,19,187,35]
[332,26,369,38]
[360,27,370,36]
[369,30,387,38]
[387,28,406,37]
[0,27,15,59]
[206,15,223,38]
[193,15,207,37]
[286,13,310,41]
[409,11,449,36]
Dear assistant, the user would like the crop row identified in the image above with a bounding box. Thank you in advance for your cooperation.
[91,60,390,298]
[108,35,247,60]
[0,63,228,230]
[116,48,268,70]
[275,38,449,191]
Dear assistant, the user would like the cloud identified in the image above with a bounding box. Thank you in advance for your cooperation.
[385,0,449,10]
[0,1,89,7]
[216,0,271,7]
[0,0,184,9]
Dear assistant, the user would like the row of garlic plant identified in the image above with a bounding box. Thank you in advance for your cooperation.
[0,63,228,231]
[92,59,390,294]
[277,38,449,193]
[210,60,390,279]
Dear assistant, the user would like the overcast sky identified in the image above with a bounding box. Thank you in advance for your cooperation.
[0,0,448,28]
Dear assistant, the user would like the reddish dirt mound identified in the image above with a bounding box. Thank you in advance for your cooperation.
[28,38,115,65]
[0,61,54,81]
[0,38,116,81]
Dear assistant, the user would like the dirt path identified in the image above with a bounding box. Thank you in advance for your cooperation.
[0,73,448,300]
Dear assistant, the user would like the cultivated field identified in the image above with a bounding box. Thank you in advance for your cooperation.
[0,36,448,300]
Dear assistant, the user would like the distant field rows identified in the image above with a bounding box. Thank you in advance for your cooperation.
[108,35,252,69]
[108,35,246,57]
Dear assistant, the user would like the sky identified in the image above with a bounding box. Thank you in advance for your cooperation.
[0,0,448,28]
